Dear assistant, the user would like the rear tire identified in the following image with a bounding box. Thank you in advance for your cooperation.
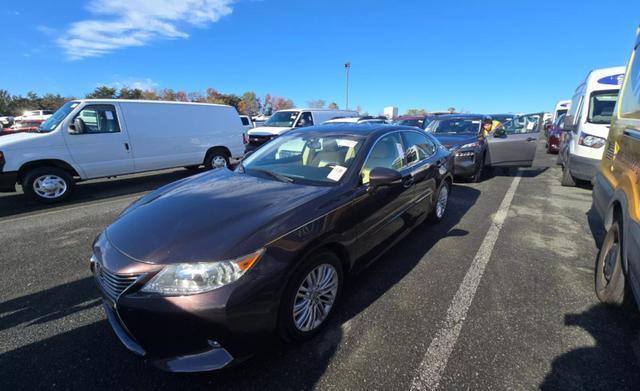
[595,221,627,305]
[204,148,230,170]
[560,164,576,187]
[23,167,75,204]
[429,181,450,223]
[278,251,343,342]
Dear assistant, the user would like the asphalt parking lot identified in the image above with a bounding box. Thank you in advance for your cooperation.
[1,140,639,390]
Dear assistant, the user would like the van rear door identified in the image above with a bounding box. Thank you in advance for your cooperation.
[486,113,542,167]
[64,103,134,178]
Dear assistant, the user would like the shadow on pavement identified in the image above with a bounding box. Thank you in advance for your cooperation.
[0,184,480,390]
[540,304,640,391]
[0,169,198,218]
[586,206,606,250]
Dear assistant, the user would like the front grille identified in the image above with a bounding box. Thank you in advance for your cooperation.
[95,265,141,303]
[249,134,276,146]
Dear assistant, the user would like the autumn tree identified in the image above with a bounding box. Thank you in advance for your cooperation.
[238,91,261,115]
[118,88,143,100]
[272,96,294,111]
[86,86,117,99]
[262,94,273,115]
[327,102,339,109]
[404,108,428,116]
[141,89,160,100]
[188,92,206,103]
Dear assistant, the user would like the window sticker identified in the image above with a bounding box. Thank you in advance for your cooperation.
[336,139,358,148]
[327,165,347,181]
[105,111,114,120]
[395,143,405,157]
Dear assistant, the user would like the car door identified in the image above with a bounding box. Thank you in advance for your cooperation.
[400,130,439,220]
[486,113,541,167]
[63,103,134,178]
[352,132,411,261]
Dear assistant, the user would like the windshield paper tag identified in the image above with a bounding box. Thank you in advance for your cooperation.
[336,139,358,148]
[327,165,347,181]
[105,111,114,120]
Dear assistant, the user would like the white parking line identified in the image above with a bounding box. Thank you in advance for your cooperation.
[410,173,522,391]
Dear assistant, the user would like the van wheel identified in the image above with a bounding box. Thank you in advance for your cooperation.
[595,221,627,305]
[204,148,230,170]
[560,164,576,187]
[278,251,343,342]
[23,167,75,204]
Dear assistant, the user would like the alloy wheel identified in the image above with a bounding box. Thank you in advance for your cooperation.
[292,263,338,332]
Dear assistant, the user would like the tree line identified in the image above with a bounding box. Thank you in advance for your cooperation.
[0,86,298,117]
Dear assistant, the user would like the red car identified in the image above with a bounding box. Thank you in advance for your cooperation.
[546,113,565,153]
[0,120,42,136]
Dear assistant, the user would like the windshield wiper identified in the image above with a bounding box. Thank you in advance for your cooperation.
[251,168,293,183]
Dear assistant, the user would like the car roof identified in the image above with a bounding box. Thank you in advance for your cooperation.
[285,123,423,138]
[430,114,486,119]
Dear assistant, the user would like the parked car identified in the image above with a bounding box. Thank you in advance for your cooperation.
[14,109,53,122]
[426,113,541,181]
[552,100,571,124]
[0,99,245,203]
[240,115,254,132]
[592,28,640,311]
[560,66,625,186]
[323,116,388,125]
[546,113,565,154]
[244,109,358,153]
[0,115,14,128]
[1,120,42,136]
[393,115,432,129]
[90,124,454,372]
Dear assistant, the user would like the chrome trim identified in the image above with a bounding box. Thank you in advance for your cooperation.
[623,128,640,141]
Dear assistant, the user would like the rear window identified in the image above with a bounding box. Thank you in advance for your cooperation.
[588,90,619,124]
[620,48,640,119]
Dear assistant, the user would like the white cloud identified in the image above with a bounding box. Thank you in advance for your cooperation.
[100,77,159,90]
[58,0,233,60]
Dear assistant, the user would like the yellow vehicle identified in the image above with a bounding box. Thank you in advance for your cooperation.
[592,26,640,309]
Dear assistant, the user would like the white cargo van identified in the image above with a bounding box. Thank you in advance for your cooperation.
[552,100,571,123]
[244,108,358,152]
[0,99,244,203]
[559,66,625,186]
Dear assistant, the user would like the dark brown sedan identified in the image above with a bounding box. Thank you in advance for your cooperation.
[91,124,454,372]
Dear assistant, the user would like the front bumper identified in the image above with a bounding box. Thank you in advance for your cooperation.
[547,135,560,152]
[91,235,285,372]
[452,150,479,177]
[568,153,600,182]
[0,171,17,193]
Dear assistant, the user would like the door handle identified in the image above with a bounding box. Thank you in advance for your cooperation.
[124,142,130,151]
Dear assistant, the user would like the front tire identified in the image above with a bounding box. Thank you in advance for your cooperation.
[23,167,75,204]
[278,251,343,342]
[595,221,627,305]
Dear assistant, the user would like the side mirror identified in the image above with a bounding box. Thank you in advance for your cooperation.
[493,128,506,138]
[69,118,85,134]
[241,150,255,161]
[369,167,402,190]
[562,115,574,132]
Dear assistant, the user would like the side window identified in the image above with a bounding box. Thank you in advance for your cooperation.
[74,105,121,134]
[402,131,435,166]
[241,117,250,126]
[297,112,314,127]
[620,47,640,119]
[361,133,405,184]
[573,96,584,126]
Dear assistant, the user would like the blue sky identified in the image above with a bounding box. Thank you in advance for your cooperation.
[1,0,639,115]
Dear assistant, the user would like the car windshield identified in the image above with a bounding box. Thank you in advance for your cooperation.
[241,133,364,185]
[588,90,619,124]
[492,115,514,124]
[263,111,300,127]
[394,119,423,128]
[38,101,79,132]
[426,118,481,134]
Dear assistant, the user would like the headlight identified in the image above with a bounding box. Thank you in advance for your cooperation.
[141,249,265,295]
[459,142,480,149]
[578,133,605,148]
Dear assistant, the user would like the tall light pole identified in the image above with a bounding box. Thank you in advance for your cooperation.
[344,62,351,110]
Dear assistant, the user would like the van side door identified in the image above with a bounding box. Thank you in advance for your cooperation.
[486,113,541,167]
[63,103,134,178]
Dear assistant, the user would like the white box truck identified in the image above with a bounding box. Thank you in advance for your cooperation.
[0,99,245,203]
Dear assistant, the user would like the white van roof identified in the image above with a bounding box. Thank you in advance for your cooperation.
[276,108,358,113]
[77,99,233,108]
[582,66,626,91]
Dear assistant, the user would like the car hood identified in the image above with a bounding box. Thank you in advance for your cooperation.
[248,126,293,136]
[0,131,57,150]
[431,134,478,149]
[105,169,332,265]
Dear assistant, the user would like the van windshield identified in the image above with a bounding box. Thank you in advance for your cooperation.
[38,101,80,132]
[263,111,300,127]
[588,90,618,124]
